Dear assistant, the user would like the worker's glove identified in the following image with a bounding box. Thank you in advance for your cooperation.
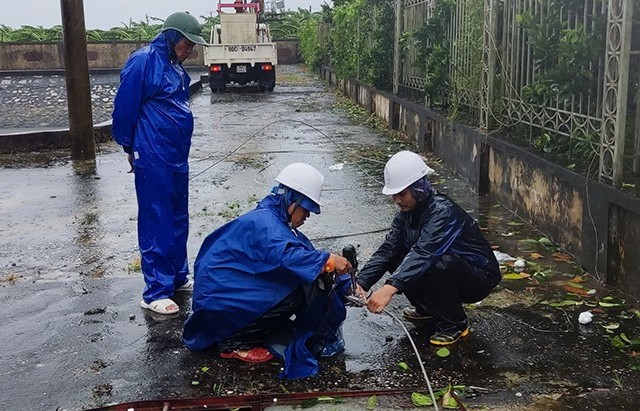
[324,253,352,275]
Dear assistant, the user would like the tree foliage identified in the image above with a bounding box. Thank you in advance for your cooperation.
[298,0,394,91]
[0,14,221,42]
[265,9,316,40]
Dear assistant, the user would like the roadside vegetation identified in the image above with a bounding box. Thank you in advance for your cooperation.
[0,9,314,43]
[296,0,640,192]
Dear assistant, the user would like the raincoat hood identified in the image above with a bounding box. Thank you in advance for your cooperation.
[153,29,186,62]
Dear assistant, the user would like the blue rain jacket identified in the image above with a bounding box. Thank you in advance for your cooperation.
[278,274,350,379]
[357,190,500,292]
[183,193,332,351]
[112,31,193,172]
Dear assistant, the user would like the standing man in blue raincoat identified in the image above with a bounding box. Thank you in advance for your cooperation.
[184,163,352,375]
[112,12,208,315]
[355,151,501,345]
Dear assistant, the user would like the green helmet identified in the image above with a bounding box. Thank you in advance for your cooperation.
[162,12,208,45]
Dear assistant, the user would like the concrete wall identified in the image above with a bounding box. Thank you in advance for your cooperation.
[320,65,640,298]
[0,42,204,70]
[0,40,300,71]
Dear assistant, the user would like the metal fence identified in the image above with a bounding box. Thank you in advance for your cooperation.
[392,0,638,185]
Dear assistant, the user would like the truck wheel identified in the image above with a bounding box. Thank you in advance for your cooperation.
[210,84,226,93]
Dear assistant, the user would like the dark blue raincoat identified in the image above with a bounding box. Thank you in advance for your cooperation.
[112,31,193,302]
[183,193,348,378]
[357,190,500,292]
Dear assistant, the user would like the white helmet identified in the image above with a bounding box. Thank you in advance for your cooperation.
[275,163,324,211]
[382,151,434,195]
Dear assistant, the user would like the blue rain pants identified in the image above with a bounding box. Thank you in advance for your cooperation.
[135,165,189,303]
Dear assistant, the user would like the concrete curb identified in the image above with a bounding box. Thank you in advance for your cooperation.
[0,79,203,154]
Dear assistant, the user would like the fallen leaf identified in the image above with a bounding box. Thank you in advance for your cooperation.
[552,252,573,262]
[529,252,544,260]
[570,276,585,283]
[411,392,433,406]
[599,301,622,308]
[563,285,590,297]
[503,273,530,280]
[366,395,378,410]
[441,385,459,409]
[539,237,554,246]
[436,348,450,357]
[548,300,583,307]
[398,362,409,371]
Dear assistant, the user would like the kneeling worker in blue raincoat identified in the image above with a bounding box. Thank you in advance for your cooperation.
[112,12,208,315]
[183,163,352,376]
[355,151,501,346]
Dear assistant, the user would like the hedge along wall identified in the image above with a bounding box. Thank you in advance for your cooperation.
[0,40,300,71]
[320,66,640,298]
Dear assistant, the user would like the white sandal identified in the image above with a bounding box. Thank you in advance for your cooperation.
[140,298,179,314]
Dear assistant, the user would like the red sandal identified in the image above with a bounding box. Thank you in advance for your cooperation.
[220,347,273,364]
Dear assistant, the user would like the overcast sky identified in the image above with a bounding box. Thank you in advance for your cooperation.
[1,0,331,30]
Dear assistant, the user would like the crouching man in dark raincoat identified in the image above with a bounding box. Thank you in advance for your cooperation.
[112,12,208,315]
[183,163,352,378]
[355,151,501,346]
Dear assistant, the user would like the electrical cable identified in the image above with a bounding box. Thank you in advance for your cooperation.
[310,227,391,242]
[345,295,439,411]
[189,117,385,185]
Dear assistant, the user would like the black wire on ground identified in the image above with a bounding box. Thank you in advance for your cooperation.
[189,118,385,185]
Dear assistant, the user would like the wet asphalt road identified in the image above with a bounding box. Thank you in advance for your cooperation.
[1,65,640,410]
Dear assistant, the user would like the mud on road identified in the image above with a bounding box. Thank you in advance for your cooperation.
[1,65,639,411]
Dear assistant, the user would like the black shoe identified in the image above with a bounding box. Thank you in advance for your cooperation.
[429,326,470,346]
[402,306,433,322]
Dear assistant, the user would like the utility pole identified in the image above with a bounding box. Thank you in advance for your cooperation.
[60,0,95,160]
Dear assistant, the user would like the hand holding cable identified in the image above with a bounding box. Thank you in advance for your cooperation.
[366,284,398,314]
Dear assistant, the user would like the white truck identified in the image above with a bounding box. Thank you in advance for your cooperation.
[204,0,278,92]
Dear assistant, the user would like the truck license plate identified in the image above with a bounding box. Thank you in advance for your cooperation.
[236,65,247,73]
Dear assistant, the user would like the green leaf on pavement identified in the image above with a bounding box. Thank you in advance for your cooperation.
[599,301,621,308]
[398,362,410,371]
[441,385,459,409]
[411,392,433,406]
[503,273,528,280]
[366,395,378,410]
[538,237,554,246]
[436,348,450,357]
[548,300,583,307]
